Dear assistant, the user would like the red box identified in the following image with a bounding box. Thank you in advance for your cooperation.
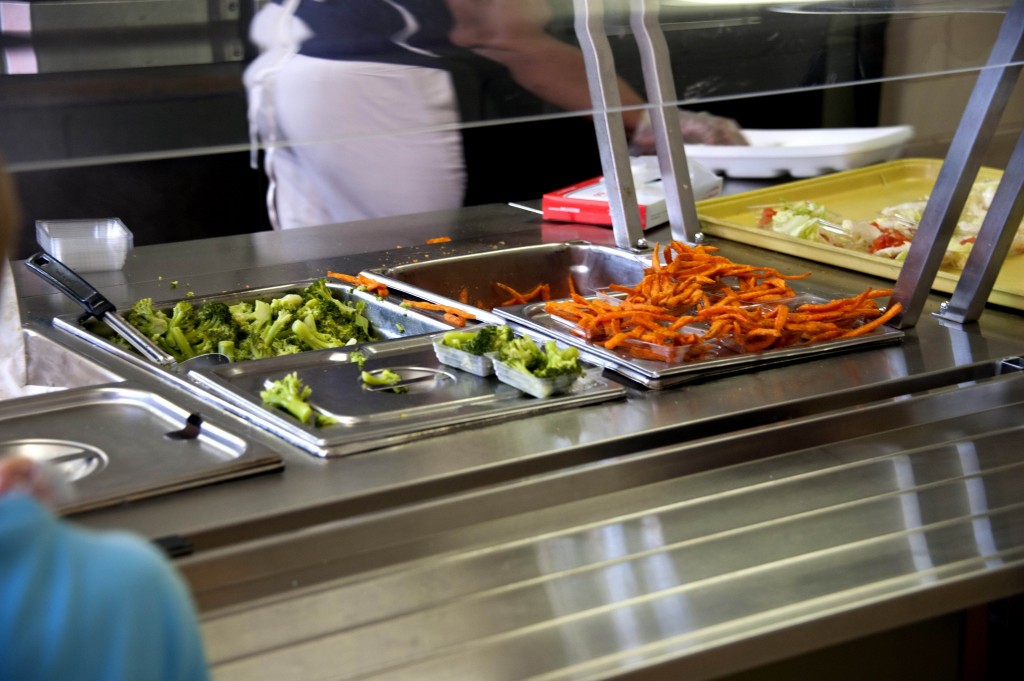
[541,176,668,229]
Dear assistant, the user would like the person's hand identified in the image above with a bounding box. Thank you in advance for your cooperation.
[0,457,54,504]
[629,109,748,154]
[677,109,748,145]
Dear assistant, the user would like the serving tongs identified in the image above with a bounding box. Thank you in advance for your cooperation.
[25,252,229,372]
[573,0,702,250]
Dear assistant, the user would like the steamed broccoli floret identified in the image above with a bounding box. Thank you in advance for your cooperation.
[189,301,237,355]
[292,316,343,351]
[535,341,583,379]
[270,338,303,356]
[298,281,373,344]
[228,299,285,359]
[164,301,198,358]
[228,300,253,327]
[229,299,273,338]
[169,300,195,328]
[197,300,232,326]
[319,316,371,345]
[237,335,273,360]
[271,293,304,313]
[125,298,170,338]
[361,369,408,393]
[195,303,235,339]
[217,340,236,362]
[442,325,514,355]
[124,298,203,361]
[498,336,583,379]
[250,299,273,336]
[498,336,545,375]
[260,372,335,426]
[261,311,294,347]
[120,278,376,363]
[302,279,352,314]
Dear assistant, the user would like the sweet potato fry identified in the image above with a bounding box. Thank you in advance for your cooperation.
[495,282,527,305]
[443,311,467,327]
[494,281,552,307]
[327,271,389,297]
[839,302,902,338]
[402,299,476,327]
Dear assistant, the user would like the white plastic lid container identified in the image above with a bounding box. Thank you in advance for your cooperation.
[432,336,496,377]
[36,218,133,272]
[493,359,579,398]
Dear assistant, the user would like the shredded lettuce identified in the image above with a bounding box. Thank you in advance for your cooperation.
[765,201,828,240]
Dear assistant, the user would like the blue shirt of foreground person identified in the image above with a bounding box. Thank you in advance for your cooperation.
[0,458,210,681]
[1,157,210,680]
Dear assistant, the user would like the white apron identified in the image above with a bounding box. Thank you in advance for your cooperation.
[244,2,466,229]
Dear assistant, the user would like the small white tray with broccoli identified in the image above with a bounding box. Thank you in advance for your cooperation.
[186,326,625,458]
[432,325,509,377]
[435,325,588,398]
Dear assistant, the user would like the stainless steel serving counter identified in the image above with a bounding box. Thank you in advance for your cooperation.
[10,202,1024,680]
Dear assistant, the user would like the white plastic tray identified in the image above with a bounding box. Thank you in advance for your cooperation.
[432,337,496,377]
[685,125,914,179]
[36,217,133,272]
[493,360,580,399]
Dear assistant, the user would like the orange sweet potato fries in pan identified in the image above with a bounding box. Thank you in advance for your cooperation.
[544,241,902,362]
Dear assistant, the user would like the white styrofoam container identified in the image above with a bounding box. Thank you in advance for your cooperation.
[685,125,915,179]
[36,218,133,272]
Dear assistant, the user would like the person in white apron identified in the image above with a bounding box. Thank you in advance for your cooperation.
[244,0,745,230]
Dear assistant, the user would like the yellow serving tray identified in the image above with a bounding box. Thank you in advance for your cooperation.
[696,158,1024,311]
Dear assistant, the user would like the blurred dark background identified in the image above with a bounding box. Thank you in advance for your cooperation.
[0,2,890,258]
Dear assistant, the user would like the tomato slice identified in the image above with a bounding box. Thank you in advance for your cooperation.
[870,227,910,254]
[758,207,777,227]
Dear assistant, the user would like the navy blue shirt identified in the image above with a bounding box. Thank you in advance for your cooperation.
[280,0,460,66]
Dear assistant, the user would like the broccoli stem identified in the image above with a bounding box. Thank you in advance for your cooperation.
[271,394,314,424]
[167,327,195,358]
[361,369,408,393]
[260,373,315,424]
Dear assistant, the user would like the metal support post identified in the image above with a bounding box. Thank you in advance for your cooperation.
[890,0,1024,328]
[573,0,647,251]
[937,128,1024,323]
[629,0,703,245]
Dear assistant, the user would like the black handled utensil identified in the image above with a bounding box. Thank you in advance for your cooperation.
[26,252,229,371]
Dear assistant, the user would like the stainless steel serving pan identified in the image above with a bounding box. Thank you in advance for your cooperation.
[48,279,454,380]
[494,296,905,390]
[189,334,629,458]
[0,383,283,515]
[362,241,650,324]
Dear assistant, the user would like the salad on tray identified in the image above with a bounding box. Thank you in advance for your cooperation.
[756,178,1024,270]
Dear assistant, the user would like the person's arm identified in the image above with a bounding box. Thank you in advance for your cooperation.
[445,0,746,146]
[446,0,647,135]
